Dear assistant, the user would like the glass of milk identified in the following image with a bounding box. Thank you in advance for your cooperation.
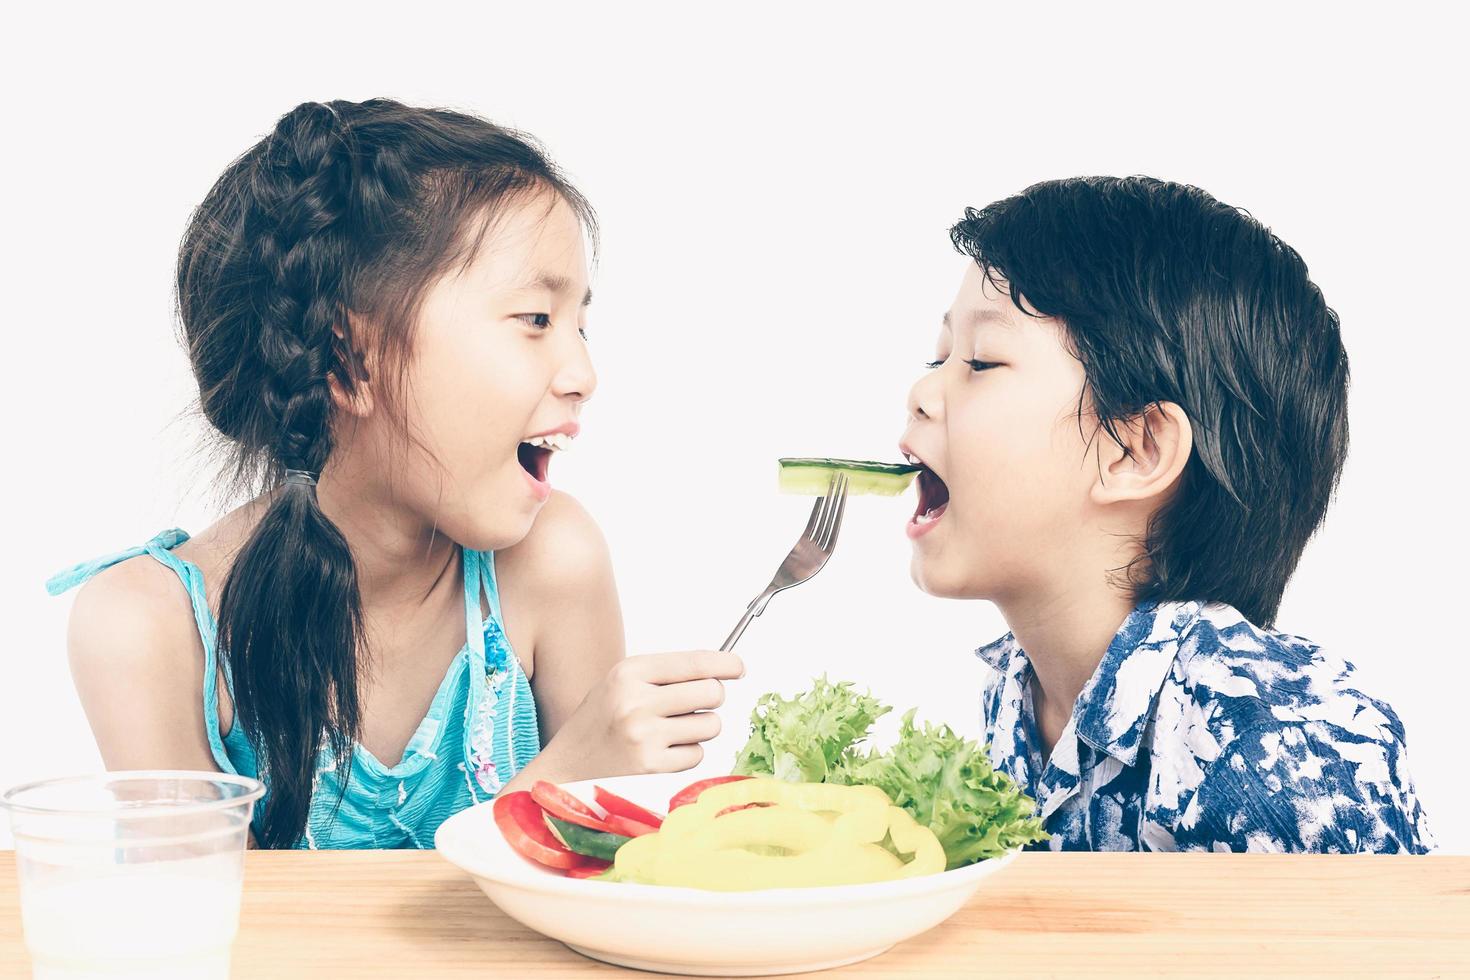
[1,771,264,979]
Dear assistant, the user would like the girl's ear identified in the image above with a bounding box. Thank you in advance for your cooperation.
[1089,401,1193,506]
[329,311,374,418]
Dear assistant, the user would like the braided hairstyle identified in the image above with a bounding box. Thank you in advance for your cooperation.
[175,99,595,847]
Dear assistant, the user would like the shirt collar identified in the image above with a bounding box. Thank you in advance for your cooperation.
[975,631,1019,672]
[976,599,1204,767]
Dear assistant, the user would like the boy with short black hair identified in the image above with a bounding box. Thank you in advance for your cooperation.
[899,177,1432,851]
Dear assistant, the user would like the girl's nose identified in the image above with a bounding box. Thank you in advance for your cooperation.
[555,333,597,404]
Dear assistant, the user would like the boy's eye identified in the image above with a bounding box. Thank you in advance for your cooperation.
[516,313,553,329]
[926,357,999,372]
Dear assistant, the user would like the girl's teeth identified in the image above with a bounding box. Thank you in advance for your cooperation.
[522,433,573,451]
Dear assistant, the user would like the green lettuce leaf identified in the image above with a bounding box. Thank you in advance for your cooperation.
[733,678,1048,867]
[831,708,1048,868]
[731,675,890,783]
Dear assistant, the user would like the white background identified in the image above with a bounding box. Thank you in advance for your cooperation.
[3,2,1466,851]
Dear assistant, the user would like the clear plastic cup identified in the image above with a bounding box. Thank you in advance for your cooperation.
[1,771,264,980]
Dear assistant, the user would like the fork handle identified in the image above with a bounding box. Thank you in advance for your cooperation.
[720,588,778,652]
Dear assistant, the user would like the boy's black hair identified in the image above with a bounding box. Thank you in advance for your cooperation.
[951,176,1348,627]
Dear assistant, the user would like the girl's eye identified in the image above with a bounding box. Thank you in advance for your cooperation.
[968,360,1000,372]
[516,313,553,329]
[925,358,946,370]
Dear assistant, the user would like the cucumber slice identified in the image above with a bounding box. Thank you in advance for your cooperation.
[546,815,631,862]
[778,458,920,497]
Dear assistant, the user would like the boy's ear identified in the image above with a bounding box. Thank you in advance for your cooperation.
[1089,401,1193,506]
[328,311,374,419]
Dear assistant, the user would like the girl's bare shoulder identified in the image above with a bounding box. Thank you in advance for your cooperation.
[62,505,266,770]
[67,499,268,676]
[495,490,615,606]
[493,491,619,679]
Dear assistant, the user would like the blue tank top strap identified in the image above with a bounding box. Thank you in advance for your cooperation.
[44,528,238,775]
[45,528,191,596]
[454,543,538,799]
[475,546,538,777]
[461,548,487,664]
[477,550,505,629]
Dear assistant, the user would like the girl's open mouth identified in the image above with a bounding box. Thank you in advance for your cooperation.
[517,430,574,502]
[518,442,552,485]
[517,442,554,503]
[907,466,950,539]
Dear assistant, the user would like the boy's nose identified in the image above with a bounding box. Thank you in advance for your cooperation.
[907,371,941,422]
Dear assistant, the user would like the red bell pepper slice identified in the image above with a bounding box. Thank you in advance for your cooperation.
[593,785,666,829]
[668,774,753,811]
[601,812,660,838]
[493,791,589,871]
[531,780,616,833]
[565,859,613,879]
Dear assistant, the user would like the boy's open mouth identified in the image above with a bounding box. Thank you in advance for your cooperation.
[911,466,950,528]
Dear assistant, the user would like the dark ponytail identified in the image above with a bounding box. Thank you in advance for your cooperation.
[175,99,595,846]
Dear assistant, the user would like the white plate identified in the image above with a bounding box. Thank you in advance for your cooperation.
[435,772,1018,976]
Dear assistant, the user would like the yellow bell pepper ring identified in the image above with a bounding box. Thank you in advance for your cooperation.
[661,777,891,834]
[883,803,946,878]
[604,778,945,890]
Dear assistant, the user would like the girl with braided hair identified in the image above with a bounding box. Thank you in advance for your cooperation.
[47,99,742,849]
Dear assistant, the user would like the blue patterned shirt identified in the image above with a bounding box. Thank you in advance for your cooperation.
[978,600,1435,853]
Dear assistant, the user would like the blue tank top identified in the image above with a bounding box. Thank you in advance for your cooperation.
[46,528,542,849]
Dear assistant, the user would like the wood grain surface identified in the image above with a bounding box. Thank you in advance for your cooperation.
[2,850,1466,977]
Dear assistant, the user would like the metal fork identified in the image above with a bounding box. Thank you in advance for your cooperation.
[719,472,850,652]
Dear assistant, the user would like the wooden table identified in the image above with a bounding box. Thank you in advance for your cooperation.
[1,850,1466,977]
